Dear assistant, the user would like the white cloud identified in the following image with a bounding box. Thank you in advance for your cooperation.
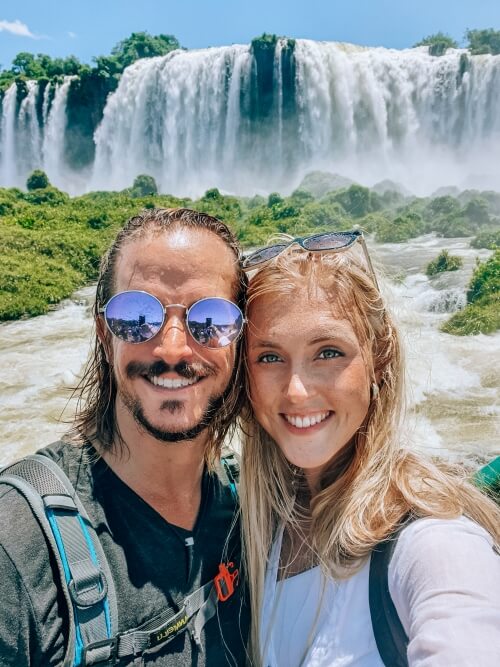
[0,19,37,38]
[68,31,77,39]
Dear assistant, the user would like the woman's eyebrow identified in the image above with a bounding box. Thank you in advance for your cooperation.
[248,339,281,350]
[310,333,356,345]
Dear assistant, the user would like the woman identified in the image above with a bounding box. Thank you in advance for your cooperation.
[239,231,500,666]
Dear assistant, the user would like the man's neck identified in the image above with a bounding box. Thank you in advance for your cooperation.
[97,408,209,530]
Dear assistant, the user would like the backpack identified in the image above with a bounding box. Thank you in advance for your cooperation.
[369,522,411,667]
[0,452,240,667]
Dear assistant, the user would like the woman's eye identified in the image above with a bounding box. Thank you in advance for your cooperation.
[318,348,342,359]
[257,353,281,364]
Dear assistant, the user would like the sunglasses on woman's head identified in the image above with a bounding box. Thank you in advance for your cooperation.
[242,230,378,289]
[99,291,244,347]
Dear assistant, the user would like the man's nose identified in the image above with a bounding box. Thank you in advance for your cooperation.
[285,373,309,402]
[152,313,194,364]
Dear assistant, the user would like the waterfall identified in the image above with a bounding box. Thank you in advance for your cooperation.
[17,81,43,180]
[92,46,254,195]
[41,76,75,189]
[0,84,19,186]
[2,40,500,195]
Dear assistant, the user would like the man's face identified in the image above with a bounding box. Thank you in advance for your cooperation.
[104,227,239,443]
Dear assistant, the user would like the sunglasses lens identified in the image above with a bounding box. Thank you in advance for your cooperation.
[304,232,357,251]
[243,244,288,268]
[104,291,164,343]
[187,298,243,348]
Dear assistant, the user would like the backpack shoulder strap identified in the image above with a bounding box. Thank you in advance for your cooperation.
[369,519,412,667]
[220,451,240,499]
[0,454,118,667]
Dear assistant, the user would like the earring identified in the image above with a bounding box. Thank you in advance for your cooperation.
[371,382,379,400]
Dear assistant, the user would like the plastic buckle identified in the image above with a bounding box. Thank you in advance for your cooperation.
[83,636,117,665]
[68,571,108,608]
[214,562,239,602]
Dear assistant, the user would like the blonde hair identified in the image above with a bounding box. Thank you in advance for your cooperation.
[240,246,500,661]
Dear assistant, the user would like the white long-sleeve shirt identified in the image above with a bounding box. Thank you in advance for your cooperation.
[260,516,500,666]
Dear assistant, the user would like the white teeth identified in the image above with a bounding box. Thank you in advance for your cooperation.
[284,412,329,429]
[150,376,198,389]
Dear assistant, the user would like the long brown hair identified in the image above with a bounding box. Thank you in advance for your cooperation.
[70,208,247,467]
[240,246,500,660]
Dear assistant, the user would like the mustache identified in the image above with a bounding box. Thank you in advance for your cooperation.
[125,359,216,380]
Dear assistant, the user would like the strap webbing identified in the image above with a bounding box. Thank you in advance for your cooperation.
[369,521,412,667]
[0,454,118,667]
[84,579,219,664]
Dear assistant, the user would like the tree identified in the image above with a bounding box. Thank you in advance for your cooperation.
[131,174,158,197]
[466,28,500,55]
[414,32,458,56]
[333,185,374,218]
[463,198,490,226]
[267,192,284,208]
[110,32,180,71]
[26,170,50,191]
[11,52,44,78]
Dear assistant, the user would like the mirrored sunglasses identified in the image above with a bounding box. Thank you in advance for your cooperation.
[99,291,244,347]
[242,230,378,289]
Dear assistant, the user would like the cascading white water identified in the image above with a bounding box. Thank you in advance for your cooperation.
[92,47,253,194]
[0,77,74,191]
[292,41,500,194]
[91,41,500,195]
[41,76,75,189]
[1,41,500,195]
[0,84,18,185]
[17,81,42,179]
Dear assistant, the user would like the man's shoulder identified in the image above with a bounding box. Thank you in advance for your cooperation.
[0,439,91,530]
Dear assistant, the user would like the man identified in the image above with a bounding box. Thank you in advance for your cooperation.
[0,208,249,665]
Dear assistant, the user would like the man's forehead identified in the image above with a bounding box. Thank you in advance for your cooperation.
[114,228,238,292]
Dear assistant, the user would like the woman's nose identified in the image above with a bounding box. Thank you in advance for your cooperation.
[285,373,309,401]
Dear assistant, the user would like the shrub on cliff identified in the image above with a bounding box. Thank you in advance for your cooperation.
[466,28,500,55]
[131,174,158,197]
[414,32,458,56]
[26,170,50,191]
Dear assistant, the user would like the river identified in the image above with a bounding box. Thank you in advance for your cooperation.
[0,235,498,467]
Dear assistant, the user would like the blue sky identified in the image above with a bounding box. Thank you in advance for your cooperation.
[1,0,500,68]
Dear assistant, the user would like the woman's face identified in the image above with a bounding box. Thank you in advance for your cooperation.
[247,286,371,483]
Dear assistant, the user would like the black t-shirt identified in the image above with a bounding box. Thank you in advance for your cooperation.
[0,441,249,666]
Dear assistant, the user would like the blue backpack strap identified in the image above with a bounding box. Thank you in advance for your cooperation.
[369,519,413,667]
[0,454,118,667]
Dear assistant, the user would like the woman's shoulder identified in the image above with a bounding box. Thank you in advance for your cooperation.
[390,515,498,585]
[388,515,500,654]
[396,514,496,553]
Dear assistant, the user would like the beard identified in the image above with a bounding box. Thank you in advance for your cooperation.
[118,358,226,443]
[120,391,225,442]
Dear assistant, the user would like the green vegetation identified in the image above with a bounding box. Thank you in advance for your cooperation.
[414,32,458,56]
[26,169,50,191]
[426,250,463,277]
[413,27,500,56]
[1,173,499,334]
[0,32,181,93]
[442,251,500,335]
[466,28,500,55]
[131,174,158,198]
